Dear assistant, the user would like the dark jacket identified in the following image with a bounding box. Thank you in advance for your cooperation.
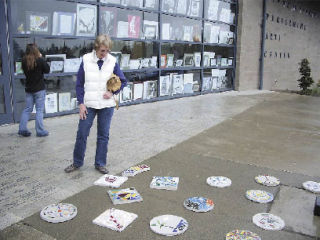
[22,57,50,93]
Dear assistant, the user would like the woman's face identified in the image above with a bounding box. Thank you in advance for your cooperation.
[96,45,109,59]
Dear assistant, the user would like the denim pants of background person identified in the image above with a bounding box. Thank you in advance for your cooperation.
[73,107,114,168]
[19,90,48,136]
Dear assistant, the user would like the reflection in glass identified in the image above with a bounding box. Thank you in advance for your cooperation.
[0,85,5,113]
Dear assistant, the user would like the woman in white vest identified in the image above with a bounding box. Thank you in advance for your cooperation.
[65,35,127,174]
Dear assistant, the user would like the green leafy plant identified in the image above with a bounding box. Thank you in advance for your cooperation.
[297,58,314,95]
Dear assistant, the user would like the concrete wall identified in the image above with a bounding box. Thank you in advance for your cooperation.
[264,0,320,91]
[236,0,320,91]
[235,0,263,91]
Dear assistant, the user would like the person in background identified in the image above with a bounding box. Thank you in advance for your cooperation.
[64,35,127,174]
[18,43,50,137]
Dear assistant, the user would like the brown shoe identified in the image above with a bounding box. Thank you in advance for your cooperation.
[64,164,80,173]
[95,166,109,174]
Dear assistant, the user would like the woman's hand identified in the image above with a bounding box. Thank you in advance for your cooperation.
[79,104,87,120]
[103,91,113,99]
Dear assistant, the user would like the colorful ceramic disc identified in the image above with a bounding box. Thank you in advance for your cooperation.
[303,181,320,193]
[226,230,261,240]
[255,175,280,187]
[183,197,214,212]
[207,176,232,188]
[150,215,188,236]
[40,203,77,223]
[246,190,274,203]
[252,213,285,231]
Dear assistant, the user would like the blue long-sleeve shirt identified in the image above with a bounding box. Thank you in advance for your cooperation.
[76,61,127,104]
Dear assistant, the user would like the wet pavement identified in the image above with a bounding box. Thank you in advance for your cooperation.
[0,90,319,240]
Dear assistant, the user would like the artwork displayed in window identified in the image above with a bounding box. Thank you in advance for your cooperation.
[220,8,231,23]
[133,82,143,100]
[52,12,76,36]
[183,25,193,42]
[207,0,219,20]
[15,62,23,75]
[162,23,171,40]
[162,0,175,13]
[202,77,212,91]
[45,92,58,114]
[193,52,201,67]
[120,82,133,103]
[188,0,201,17]
[145,0,156,9]
[26,11,50,34]
[63,58,82,73]
[120,54,130,69]
[128,15,141,38]
[58,92,71,112]
[117,21,129,38]
[172,74,184,95]
[175,59,183,67]
[183,73,194,94]
[76,4,97,36]
[160,54,167,68]
[143,20,158,39]
[100,0,120,4]
[129,59,141,69]
[100,7,118,37]
[183,54,194,67]
[176,0,188,15]
[143,80,157,99]
[150,56,157,68]
[159,75,171,96]
[166,54,174,68]
[140,58,150,68]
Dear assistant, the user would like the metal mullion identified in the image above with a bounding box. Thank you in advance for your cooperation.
[158,0,162,98]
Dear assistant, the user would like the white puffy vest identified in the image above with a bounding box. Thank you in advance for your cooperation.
[83,51,117,109]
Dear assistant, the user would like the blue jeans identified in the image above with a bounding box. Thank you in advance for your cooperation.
[19,90,47,135]
[73,107,114,168]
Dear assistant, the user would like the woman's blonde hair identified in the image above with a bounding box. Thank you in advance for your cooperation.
[94,35,112,51]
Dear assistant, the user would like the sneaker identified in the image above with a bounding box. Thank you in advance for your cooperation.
[95,166,109,174]
[64,164,80,173]
[18,130,31,137]
[37,131,49,137]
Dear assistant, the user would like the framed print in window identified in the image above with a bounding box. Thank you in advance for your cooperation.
[120,54,130,69]
[143,25,157,39]
[150,56,157,68]
[140,58,150,68]
[166,54,174,68]
[133,82,143,100]
[100,7,118,37]
[183,73,194,94]
[193,52,201,67]
[145,0,156,9]
[63,58,82,73]
[117,21,129,38]
[172,74,184,95]
[26,11,51,34]
[129,59,141,69]
[188,0,201,17]
[52,12,76,36]
[128,15,141,38]
[58,92,71,112]
[162,0,175,13]
[183,54,194,67]
[100,0,120,4]
[120,82,133,103]
[159,75,171,96]
[143,80,157,99]
[76,4,97,37]
[160,54,167,68]
[175,59,183,67]
[202,77,212,91]
[176,0,188,15]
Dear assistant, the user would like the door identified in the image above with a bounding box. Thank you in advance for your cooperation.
[0,0,13,124]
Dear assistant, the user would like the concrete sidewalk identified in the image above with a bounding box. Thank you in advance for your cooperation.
[0,91,319,239]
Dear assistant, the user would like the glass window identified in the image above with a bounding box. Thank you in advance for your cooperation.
[10,0,97,37]
[100,8,158,40]
[203,46,234,68]
[203,68,233,91]
[161,43,201,68]
[162,0,203,17]
[204,0,236,24]
[204,22,235,45]
[0,85,5,113]
[162,15,201,42]
[111,40,159,70]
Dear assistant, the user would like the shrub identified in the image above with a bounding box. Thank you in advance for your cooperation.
[297,58,314,95]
